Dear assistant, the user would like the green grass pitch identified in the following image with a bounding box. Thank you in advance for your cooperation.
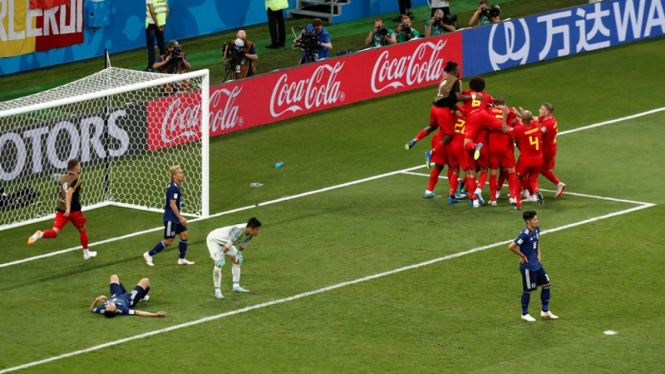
[1,37,664,373]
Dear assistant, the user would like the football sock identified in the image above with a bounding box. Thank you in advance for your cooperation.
[149,241,166,256]
[178,240,188,259]
[467,176,477,200]
[522,178,533,195]
[449,171,459,197]
[43,230,57,238]
[464,142,477,151]
[497,169,507,192]
[521,292,531,315]
[415,130,428,141]
[427,167,442,191]
[541,286,551,311]
[213,267,222,289]
[144,286,150,298]
[508,172,517,199]
[79,229,89,249]
[489,173,497,200]
[541,170,560,185]
[477,171,488,191]
[232,264,241,284]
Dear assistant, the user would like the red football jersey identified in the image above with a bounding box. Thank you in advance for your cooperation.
[487,106,515,154]
[462,90,494,116]
[508,120,543,163]
[538,116,558,157]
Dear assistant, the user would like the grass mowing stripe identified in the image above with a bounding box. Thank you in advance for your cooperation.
[0,202,654,374]
[0,166,424,268]
[400,171,654,206]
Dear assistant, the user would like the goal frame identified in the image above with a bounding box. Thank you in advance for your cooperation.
[0,69,210,231]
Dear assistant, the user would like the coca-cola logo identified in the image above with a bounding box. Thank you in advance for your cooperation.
[371,39,447,93]
[210,86,244,133]
[270,62,345,118]
[161,96,201,144]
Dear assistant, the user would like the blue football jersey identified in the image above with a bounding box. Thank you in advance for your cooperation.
[514,226,542,271]
[92,294,135,315]
[163,181,181,223]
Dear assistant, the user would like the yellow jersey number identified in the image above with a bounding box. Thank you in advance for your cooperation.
[529,136,540,151]
[454,119,466,134]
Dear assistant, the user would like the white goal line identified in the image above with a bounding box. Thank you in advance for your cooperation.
[0,201,654,374]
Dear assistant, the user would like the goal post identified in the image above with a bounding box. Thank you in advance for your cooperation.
[0,67,210,231]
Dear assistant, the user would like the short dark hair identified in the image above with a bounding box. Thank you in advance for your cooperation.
[444,61,459,73]
[494,96,505,106]
[523,210,537,222]
[104,309,117,318]
[479,0,489,5]
[67,159,80,171]
[542,102,554,113]
[400,14,410,21]
[469,76,485,92]
[312,18,323,27]
[247,217,262,229]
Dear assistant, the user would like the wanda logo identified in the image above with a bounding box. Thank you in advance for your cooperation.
[270,62,345,118]
[371,39,447,93]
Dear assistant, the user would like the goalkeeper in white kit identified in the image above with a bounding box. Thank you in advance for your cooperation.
[206,217,262,300]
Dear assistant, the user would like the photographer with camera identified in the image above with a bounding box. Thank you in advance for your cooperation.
[425,9,456,37]
[293,18,332,65]
[397,14,419,43]
[469,0,501,27]
[222,30,258,80]
[365,18,397,48]
[153,40,191,74]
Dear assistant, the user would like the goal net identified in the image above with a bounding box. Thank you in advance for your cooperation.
[0,67,209,230]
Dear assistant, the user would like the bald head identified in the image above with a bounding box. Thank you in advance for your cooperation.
[522,110,533,123]
[237,30,246,40]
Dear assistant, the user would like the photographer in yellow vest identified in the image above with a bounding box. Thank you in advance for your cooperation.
[145,0,169,72]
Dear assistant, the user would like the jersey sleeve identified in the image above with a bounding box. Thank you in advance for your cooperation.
[240,236,253,249]
[514,231,527,246]
[507,125,526,138]
[167,185,179,201]
[91,307,105,314]
[321,31,331,44]
[225,227,240,248]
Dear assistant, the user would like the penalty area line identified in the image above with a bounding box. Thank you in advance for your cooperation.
[0,202,654,374]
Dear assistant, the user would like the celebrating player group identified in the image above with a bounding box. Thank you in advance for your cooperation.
[405,61,566,210]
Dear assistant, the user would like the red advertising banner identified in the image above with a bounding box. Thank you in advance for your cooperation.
[146,33,462,150]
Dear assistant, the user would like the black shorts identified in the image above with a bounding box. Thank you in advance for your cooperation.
[520,267,550,292]
[164,220,187,239]
[110,282,127,297]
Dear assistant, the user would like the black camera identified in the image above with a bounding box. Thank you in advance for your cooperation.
[400,23,412,35]
[295,28,320,51]
[489,4,501,18]
[223,39,245,74]
[377,25,388,36]
[480,6,490,17]
[443,13,457,26]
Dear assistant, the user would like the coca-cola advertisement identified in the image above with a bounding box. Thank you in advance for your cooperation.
[146,32,462,150]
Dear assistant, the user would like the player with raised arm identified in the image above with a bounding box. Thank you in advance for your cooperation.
[538,103,566,198]
[89,274,165,318]
[143,165,194,266]
[404,61,474,201]
[28,159,96,260]
[487,97,518,206]
[508,210,558,322]
[504,107,544,209]
[206,217,262,299]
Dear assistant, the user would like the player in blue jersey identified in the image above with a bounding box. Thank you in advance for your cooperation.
[508,210,559,322]
[143,165,195,266]
[89,275,166,318]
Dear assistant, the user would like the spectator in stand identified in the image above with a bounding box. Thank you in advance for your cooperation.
[266,0,288,49]
[425,9,456,37]
[469,0,501,27]
[366,18,397,47]
[430,0,451,17]
[394,0,414,22]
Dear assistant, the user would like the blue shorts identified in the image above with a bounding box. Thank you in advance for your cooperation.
[164,220,187,239]
[109,282,148,307]
[520,267,550,292]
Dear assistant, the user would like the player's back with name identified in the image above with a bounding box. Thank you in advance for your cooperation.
[163,181,182,222]
[509,121,542,165]
[57,173,82,213]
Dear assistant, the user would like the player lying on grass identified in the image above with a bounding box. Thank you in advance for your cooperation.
[89,275,165,318]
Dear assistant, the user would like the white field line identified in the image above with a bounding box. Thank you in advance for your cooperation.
[0,202,654,374]
[400,171,654,206]
[0,165,424,269]
[3,106,662,267]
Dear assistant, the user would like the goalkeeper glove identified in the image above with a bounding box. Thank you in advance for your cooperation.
[405,139,418,150]
[215,256,225,267]
[236,252,244,265]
